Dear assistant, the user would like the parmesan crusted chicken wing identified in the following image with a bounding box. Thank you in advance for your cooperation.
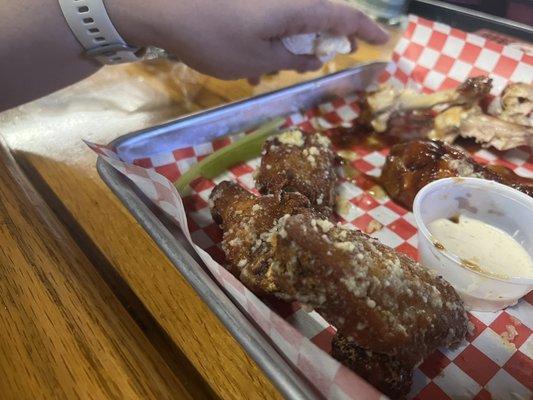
[210,180,313,295]
[255,130,338,215]
[269,214,468,367]
[380,139,533,209]
[332,334,412,399]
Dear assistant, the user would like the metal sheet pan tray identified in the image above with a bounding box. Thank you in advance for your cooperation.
[98,62,386,399]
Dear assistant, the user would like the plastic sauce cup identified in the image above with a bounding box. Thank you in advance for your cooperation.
[413,177,533,312]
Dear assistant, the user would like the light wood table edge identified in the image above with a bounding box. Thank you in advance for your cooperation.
[0,134,200,399]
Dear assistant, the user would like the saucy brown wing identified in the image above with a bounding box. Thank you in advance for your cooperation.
[380,139,533,209]
[331,334,412,399]
[210,180,313,294]
[255,130,338,215]
[270,214,468,367]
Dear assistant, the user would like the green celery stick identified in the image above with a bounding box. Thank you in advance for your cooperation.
[175,117,285,194]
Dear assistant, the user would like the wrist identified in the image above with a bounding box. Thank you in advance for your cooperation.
[104,0,159,49]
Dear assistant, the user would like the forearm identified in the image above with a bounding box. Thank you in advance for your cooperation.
[0,0,387,111]
[0,0,100,111]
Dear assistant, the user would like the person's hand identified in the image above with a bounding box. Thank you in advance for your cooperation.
[108,0,389,80]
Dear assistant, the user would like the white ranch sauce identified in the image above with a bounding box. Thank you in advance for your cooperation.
[429,215,533,279]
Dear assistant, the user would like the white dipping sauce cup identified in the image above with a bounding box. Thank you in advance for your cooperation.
[413,177,533,312]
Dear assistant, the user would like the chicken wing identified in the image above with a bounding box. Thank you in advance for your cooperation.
[210,180,313,295]
[210,182,468,394]
[331,334,412,399]
[269,214,468,367]
[430,104,533,150]
[493,82,533,127]
[361,77,531,150]
[255,130,338,215]
[364,76,492,132]
[380,139,533,209]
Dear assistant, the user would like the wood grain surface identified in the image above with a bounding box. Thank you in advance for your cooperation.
[0,38,397,398]
[0,137,196,400]
[1,62,282,399]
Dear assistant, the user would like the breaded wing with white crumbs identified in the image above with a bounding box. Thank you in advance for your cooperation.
[209,181,314,295]
[270,214,468,367]
[332,334,412,399]
[255,130,338,215]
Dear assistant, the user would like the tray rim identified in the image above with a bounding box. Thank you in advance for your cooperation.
[410,0,533,42]
[97,159,320,400]
[108,61,387,162]
[97,62,391,399]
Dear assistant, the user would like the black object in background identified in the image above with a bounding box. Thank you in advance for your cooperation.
[409,0,533,42]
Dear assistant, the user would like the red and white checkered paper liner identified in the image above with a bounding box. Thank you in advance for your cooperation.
[89,16,533,400]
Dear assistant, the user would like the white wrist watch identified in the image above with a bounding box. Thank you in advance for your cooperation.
[58,0,142,64]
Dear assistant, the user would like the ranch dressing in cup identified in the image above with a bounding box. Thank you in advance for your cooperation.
[413,178,533,312]
[428,214,533,280]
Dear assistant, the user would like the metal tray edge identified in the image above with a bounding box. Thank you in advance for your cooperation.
[410,0,533,41]
[108,61,387,160]
[97,159,320,400]
[97,62,394,399]
[94,2,533,395]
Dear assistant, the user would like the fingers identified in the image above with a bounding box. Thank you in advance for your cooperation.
[272,0,389,45]
[345,9,390,44]
[265,40,323,73]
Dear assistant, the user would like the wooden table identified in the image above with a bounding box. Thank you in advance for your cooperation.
[0,44,393,399]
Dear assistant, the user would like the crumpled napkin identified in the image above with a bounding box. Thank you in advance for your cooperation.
[282,33,351,62]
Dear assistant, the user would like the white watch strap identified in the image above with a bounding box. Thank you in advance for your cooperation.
[58,0,141,64]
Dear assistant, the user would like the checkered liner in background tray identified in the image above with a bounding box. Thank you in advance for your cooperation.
[90,16,533,400]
